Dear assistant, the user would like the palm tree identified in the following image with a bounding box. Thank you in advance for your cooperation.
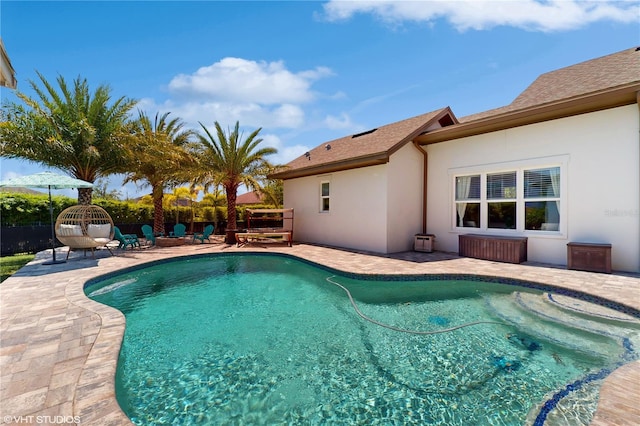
[124,111,195,235]
[195,121,277,242]
[0,72,137,204]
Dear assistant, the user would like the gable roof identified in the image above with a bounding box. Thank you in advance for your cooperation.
[270,107,456,179]
[417,47,640,143]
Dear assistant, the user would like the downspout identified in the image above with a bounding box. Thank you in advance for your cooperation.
[413,141,428,234]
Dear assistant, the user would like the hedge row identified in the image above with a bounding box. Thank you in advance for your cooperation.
[0,192,279,226]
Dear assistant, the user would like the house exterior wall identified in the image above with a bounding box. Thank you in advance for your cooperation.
[283,164,390,253]
[385,143,425,252]
[282,143,425,253]
[426,104,640,272]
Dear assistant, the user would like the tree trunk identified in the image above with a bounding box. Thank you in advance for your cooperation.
[225,184,239,231]
[224,186,239,245]
[77,187,93,205]
[152,185,165,235]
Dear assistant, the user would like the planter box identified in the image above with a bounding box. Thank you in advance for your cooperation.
[155,237,186,247]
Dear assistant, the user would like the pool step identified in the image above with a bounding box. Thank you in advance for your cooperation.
[515,292,640,350]
[541,293,640,327]
[484,293,630,359]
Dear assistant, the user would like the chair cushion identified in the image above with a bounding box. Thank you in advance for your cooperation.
[58,224,83,236]
[87,223,111,238]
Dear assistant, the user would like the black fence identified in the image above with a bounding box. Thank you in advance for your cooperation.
[1,222,229,257]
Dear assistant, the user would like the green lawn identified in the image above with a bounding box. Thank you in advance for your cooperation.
[1,254,35,283]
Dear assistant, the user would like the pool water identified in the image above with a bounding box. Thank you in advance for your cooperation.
[86,254,640,425]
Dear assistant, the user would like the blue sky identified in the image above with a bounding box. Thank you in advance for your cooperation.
[1,0,638,198]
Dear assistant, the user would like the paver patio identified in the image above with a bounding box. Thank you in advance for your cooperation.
[1,239,638,425]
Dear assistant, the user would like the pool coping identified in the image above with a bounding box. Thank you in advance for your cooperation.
[1,241,639,425]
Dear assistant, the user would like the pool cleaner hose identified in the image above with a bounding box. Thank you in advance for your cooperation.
[326,275,506,335]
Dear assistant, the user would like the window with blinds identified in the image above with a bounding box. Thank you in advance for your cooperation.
[453,166,561,232]
[525,167,560,231]
[455,175,480,227]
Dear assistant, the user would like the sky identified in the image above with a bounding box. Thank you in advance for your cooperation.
[1,0,638,198]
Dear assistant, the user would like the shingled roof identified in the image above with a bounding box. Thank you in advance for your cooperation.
[418,46,640,143]
[273,47,639,179]
[271,107,456,179]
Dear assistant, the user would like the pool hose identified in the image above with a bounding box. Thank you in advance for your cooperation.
[326,275,507,335]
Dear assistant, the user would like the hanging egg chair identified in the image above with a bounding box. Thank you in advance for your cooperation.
[54,204,115,259]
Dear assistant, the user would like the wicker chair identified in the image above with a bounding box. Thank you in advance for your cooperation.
[55,205,115,260]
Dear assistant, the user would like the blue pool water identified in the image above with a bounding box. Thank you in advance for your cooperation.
[86,254,640,425]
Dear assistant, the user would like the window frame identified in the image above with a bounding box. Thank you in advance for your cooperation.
[320,180,330,213]
[450,158,567,237]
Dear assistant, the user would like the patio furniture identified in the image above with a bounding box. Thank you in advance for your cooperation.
[114,227,141,250]
[236,208,294,247]
[193,224,214,244]
[458,234,527,264]
[170,223,187,237]
[141,224,163,245]
[55,205,115,260]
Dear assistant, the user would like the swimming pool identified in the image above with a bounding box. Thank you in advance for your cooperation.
[85,253,640,425]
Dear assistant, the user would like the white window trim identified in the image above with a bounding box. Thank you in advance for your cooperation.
[319,179,331,213]
[449,156,568,238]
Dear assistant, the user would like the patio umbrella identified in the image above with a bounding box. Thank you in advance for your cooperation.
[0,172,93,264]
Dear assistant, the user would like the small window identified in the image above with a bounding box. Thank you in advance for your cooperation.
[320,181,330,212]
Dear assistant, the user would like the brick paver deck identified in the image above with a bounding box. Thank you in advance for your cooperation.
[1,239,638,425]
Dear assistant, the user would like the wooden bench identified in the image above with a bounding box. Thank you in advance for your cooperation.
[236,231,292,247]
[459,234,528,264]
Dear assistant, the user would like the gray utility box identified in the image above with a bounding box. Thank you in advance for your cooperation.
[414,234,435,253]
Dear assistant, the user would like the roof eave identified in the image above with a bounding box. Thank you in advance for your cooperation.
[271,107,458,180]
[415,84,640,145]
[269,153,389,180]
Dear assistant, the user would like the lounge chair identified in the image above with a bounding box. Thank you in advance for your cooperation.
[141,224,162,245]
[114,227,140,250]
[170,223,187,237]
[193,224,214,244]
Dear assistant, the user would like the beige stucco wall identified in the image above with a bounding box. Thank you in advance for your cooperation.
[386,143,425,252]
[284,165,389,252]
[426,104,640,272]
[283,144,424,253]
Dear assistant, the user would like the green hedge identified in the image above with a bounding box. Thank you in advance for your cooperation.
[0,192,279,226]
[0,192,153,226]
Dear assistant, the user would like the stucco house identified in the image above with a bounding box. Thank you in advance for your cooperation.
[271,47,640,273]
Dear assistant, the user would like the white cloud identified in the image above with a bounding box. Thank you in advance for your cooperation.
[133,58,336,131]
[324,112,358,130]
[321,0,639,32]
[134,98,305,130]
[168,57,333,104]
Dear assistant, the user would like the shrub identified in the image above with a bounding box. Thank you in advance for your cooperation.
[0,192,154,225]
